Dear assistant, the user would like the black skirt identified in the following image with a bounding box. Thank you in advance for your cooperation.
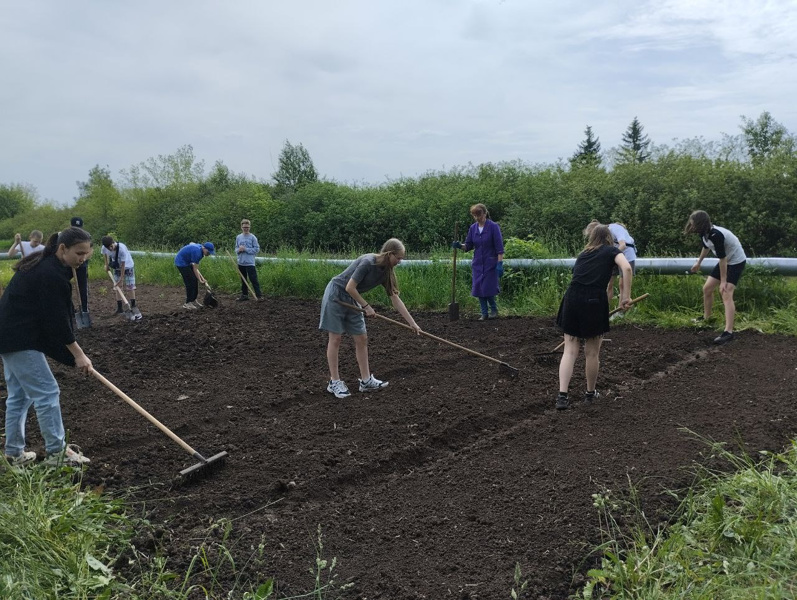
[556,283,610,339]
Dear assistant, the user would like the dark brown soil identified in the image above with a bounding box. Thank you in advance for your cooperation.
[8,282,797,599]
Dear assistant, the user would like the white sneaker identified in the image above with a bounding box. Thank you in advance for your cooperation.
[182,303,197,310]
[359,375,389,393]
[326,380,351,399]
[193,300,204,309]
[43,444,90,467]
[4,450,37,467]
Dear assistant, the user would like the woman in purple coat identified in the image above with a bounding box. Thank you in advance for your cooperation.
[452,203,505,320]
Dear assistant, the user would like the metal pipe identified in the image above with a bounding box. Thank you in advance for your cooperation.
[2,253,795,274]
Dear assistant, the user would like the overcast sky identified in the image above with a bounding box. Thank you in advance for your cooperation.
[2,0,796,204]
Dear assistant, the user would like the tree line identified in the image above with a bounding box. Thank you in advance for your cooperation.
[1,112,795,257]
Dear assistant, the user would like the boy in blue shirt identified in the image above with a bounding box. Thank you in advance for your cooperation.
[174,242,214,309]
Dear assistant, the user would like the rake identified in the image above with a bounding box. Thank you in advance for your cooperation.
[337,300,519,378]
[91,370,228,482]
[547,293,650,354]
[225,249,258,300]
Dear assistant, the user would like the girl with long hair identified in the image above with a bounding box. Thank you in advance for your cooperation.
[684,210,746,345]
[319,238,421,398]
[555,223,633,410]
[0,227,93,466]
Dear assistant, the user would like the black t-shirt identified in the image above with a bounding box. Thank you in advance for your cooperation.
[571,245,622,289]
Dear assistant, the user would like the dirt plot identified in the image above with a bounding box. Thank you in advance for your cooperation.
[9,281,797,599]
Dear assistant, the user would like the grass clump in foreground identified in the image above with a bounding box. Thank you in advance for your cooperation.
[0,462,349,599]
[580,432,797,599]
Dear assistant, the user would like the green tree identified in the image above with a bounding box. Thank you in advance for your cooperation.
[272,140,318,194]
[119,144,205,190]
[73,165,123,236]
[617,117,651,165]
[0,183,37,220]
[740,111,795,165]
[569,125,602,169]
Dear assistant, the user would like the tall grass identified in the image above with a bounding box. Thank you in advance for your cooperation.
[4,252,793,335]
[581,433,797,599]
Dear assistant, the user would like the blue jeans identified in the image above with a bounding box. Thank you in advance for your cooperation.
[2,350,65,457]
[478,296,498,316]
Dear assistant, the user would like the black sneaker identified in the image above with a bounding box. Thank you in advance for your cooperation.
[555,394,569,410]
[584,390,601,403]
[237,296,249,302]
[713,331,734,345]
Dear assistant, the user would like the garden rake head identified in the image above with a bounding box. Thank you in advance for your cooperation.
[179,450,229,484]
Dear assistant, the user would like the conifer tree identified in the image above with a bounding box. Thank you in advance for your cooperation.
[618,117,651,165]
[570,125,602,169]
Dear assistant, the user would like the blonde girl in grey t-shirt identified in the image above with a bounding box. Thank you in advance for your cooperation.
[319,238,421,398]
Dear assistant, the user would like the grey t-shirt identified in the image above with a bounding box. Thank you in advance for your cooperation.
[331,254,387,294]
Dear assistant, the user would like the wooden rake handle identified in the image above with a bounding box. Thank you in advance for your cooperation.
[550,293,651,353]
[336,300,517,371]
[91,369,199,457]
[225,249,258,299]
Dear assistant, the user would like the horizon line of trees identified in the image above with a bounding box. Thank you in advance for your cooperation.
[1,111,795,257]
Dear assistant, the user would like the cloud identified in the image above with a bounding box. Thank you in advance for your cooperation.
[0,0,795,203]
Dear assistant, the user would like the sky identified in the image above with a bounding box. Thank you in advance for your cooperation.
[1,0,796,204]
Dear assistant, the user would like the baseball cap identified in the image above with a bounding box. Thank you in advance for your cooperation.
[70,216,84,228]
[203,242,215,254]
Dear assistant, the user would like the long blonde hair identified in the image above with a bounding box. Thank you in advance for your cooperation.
[374,238,405,296]
[583,224,614,252]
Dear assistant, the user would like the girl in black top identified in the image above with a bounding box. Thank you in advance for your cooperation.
[555,224,633,410]
[0,227,93,466]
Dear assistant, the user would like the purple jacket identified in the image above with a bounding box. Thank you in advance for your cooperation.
[464,219,504,297]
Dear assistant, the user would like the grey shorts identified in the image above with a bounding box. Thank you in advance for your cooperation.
[319,281,366,335]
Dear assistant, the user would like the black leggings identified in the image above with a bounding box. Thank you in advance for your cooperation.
[177,266,199,302]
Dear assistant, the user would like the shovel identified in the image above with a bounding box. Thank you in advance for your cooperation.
[448,222,459,321]
[203,281,219,308]
[225,250,258,300]
[547,293,650,354]
[91,369,228,482]
[337,300,519,378]
[106,270,136,321]
[71,267,92,329]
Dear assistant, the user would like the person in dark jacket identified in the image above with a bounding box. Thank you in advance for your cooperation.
[554,223,633,410]
[0,227,93,467]
[452,203,505,320]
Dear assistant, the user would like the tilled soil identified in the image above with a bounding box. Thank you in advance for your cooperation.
[6,281,797,599]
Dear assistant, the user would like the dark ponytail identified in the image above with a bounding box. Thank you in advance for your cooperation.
[14,227,92,273]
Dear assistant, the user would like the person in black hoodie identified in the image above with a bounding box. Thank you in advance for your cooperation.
[0,227,93,467]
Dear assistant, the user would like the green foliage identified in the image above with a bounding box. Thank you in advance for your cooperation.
[740,111,795,165]
[3,112,796,256]
[580,435,797,599]
[570,125,603,170]
[272,140,318,195]
[0,182,37,220]
[503,236,556,259]
[617,116,651,165]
